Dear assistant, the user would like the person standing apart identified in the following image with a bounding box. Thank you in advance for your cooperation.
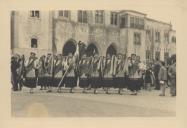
[11,56,20,91]
[168,55,176,96]
[158,61,167,96]
[154,58,161,90]
[144,65,155,91]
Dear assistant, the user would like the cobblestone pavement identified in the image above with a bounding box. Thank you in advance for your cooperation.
[11,87,176,117]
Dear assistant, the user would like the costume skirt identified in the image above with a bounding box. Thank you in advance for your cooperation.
[90,77,102,88]
[64,76,77,88]
[114,77,126,88]
[127,78,140,91]
[102,77,114,87]
[23,77,37,88]
[79,77,90,88]
[38,77,53,86]
[53,77,64,87]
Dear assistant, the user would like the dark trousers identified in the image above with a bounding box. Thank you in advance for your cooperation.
[155,78,160,90]
[11,73,18,91]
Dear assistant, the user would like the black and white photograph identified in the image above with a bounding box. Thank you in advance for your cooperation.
[10,10,176,117]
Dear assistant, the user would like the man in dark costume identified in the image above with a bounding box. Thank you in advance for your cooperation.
[11,55,20,91]
[168,54,176,96]
[154,58,161,90]
[17,55,25,91]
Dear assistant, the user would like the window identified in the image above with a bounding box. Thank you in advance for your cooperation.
[164,33,169,43]
[59,10,70,18]
[110,12,118,25]
[172,36,176,43]
[155,51,160,60]
[120,16,127,28]
[155,31,160,42]
[30,11,40,18]
[78,10,87,23]
[146,50,151,60]
[95,10,104,24]
[130,17,144,29]
[146,30,151,41]
[31,38,37,48]
[139,19,144,29]
[130,17,135,28]
[135,17,139,28]
[134,32,141,45]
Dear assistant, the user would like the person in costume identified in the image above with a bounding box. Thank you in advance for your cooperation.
[103,54,114,94]
[53,54,64,92]
[113,53,125,94]
[23,52,38,93]
[43,53,54,92]
[36,55,46,90]
[90,54,102,94]
[64,53,77,93]
[78,54,92,93]
[127,54,140,95]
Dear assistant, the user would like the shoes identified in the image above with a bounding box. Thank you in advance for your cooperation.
[94,90,97,94]
[69,89,73,93]
[130,92,137,95]
[159,94,165,96]
[46,90,52,93]
[82,90,86,93]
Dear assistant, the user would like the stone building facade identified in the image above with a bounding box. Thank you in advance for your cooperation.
[11,10,176,62]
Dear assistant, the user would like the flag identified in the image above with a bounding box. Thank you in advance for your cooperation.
[52,15,57,55]
[73,41,80,64]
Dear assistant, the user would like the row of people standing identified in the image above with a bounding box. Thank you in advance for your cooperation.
[11,52,176,96]
[11,52,145,95]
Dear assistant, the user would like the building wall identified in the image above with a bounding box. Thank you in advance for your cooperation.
[11,10,176,62]
[11,11,52,58]
[55,10,121,56]
[145,18,174,61]
[126,28,146,61]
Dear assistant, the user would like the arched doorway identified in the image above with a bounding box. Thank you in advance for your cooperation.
[62,40,76,56]
[106,44,117,56]
[86,43,99,57]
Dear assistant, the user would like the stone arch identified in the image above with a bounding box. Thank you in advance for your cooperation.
[106,43,118,56]
[86,41,101,56]
[62,39,77,56]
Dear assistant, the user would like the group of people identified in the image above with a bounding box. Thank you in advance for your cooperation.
[11,51,176,96]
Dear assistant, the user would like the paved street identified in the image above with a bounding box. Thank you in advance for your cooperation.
[11,87,176,117]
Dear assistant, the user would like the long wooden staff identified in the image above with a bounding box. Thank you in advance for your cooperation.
[57,61,72,90]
